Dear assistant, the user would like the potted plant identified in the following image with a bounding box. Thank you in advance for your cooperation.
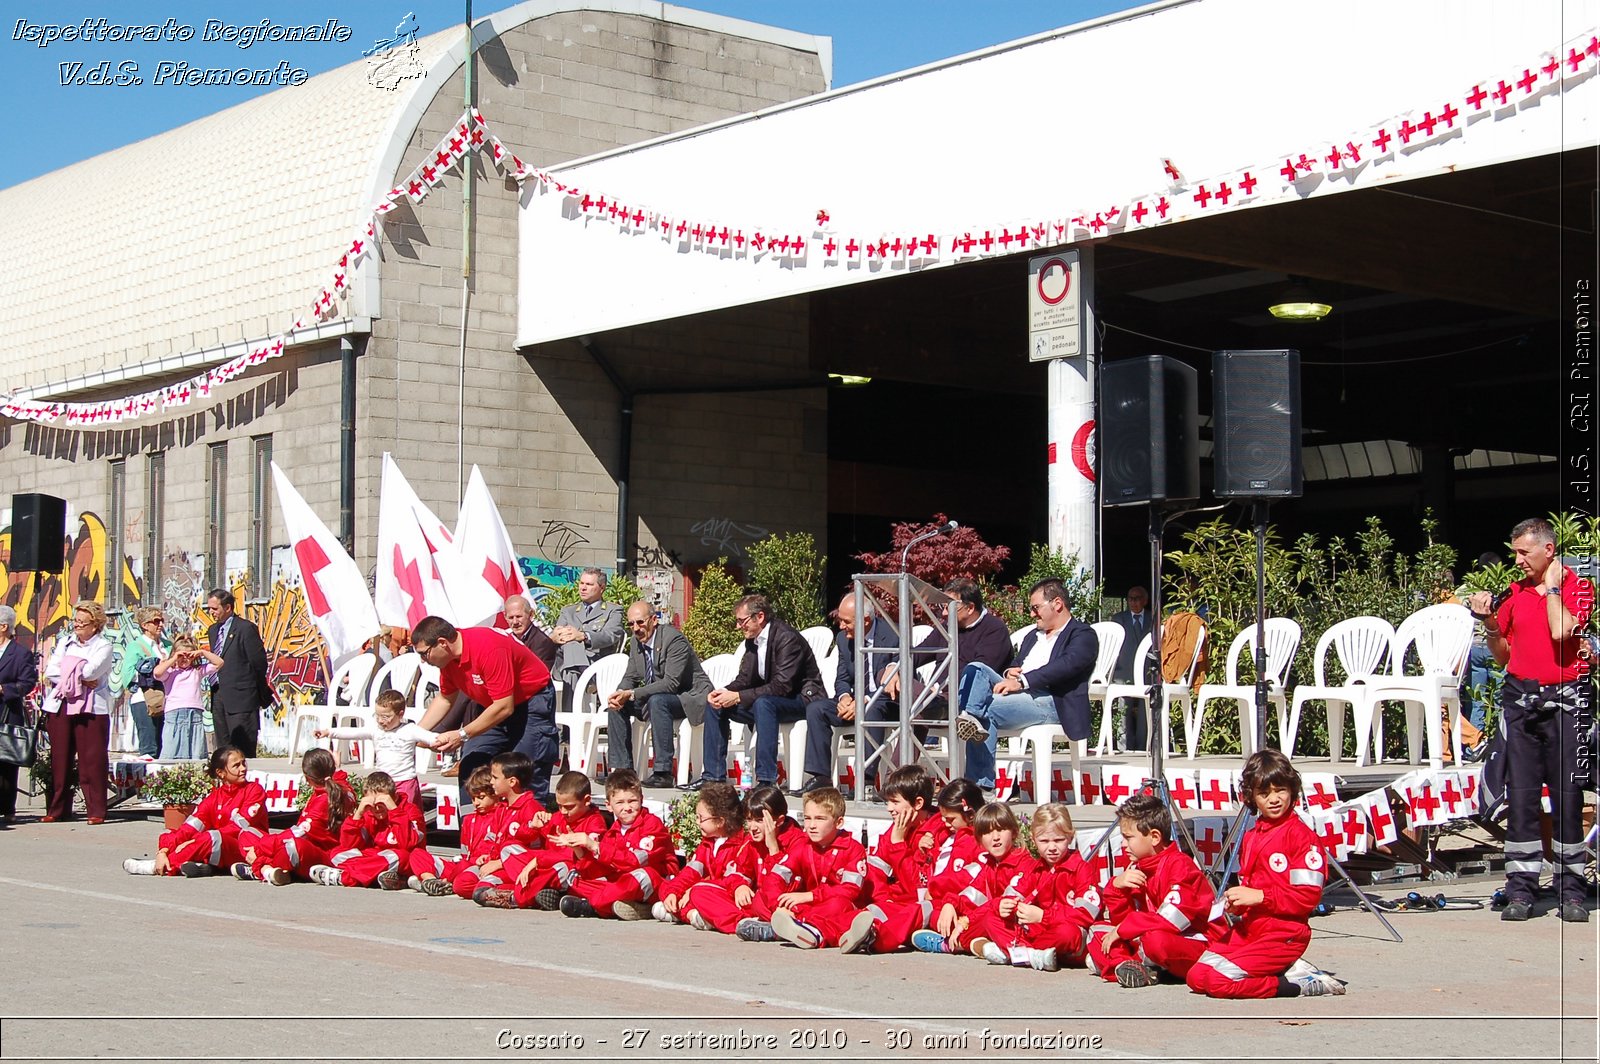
[140,762,215,829]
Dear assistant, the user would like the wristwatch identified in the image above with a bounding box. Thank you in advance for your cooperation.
[458,727,469,742]
[1547,587,1563,597]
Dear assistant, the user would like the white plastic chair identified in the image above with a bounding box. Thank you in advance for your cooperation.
[1010,625,1035,651]
[1191,618,1302,760]
[676,651,742,785]
[555,652,629,777]
[1284,616,1394,762]
[288,654,378,759]
[1359,604,1474,769]
[800,626,835,667]
[910,623,934,645]
[1099,623,1208,758]
[1013,621,1123,803]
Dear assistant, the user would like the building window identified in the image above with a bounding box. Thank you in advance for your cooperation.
[107,459,126,611]
[145,452,164,596]
[207,442,228,587]
[250,435,272,599]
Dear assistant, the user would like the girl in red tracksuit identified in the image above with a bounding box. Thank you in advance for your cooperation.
[922,802,1038,960]
[898,779,986,955]
[972,803,1103,971]
[560,769,681,919]
[410,765,505,898]
[1182,750,1343,998]
[123,746,268,878]
[653,782,758,929]
[313,771,425,888]
[233,747,353,886]
[686,785,805,936]
[1088,792,1218,987]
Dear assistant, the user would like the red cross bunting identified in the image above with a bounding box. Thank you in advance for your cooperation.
[1101,774,1133,805]
[1239,171,1259,195]
[752,232,767,250]
[1326,144,1344,168]
[448,135,465,155]
[1162,158,1183,183]
[1131,201,1149,223]
[1214,181,1233,205]
[437,792,457,823]
[1461,775,1478,804]
[845,238,861,257]
[978,230,995,252]
[632,209,645,227]
[1280,158,1299,182]
[1372,127,1393,153]
[1409,785,1442,821]
[606,201,622,219]
[1193,184,1212,207]
[1397,118,1418,144]
[595,196,609,214]
[1340,807,1365,848]
[1315,817,1343,854]
[1417,111,1440,137]
[1438,777,1463,814]
[1198,776,1230,808]
[1438,102,1459,128]
[434,149,452,169]
[775,236,792,253]
[1078,772,1101,804]
[955,233,976,254]
[920,233,938,254]
[1088,213,1106,232]
[1305,781,1337,810]
[1168,776,1197,808]
[1466,83,1489,109]
[469,128,484,147]
[690,223,703,242]
[263,778,285,805]
[822,237,838,256]
[1542,54,1561,80]
[675,219,688,237]
[732,230,746,249]
[815,208,829,225]
[997,228,1015,249]
[1518,67,1539,93]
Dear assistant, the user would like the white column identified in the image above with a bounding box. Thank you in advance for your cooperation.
[1045,247,1096,577]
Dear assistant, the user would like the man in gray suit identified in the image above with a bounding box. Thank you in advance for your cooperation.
[549,567,625,704]
[606,601,711,788]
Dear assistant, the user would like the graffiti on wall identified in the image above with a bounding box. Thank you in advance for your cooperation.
[1,511,332,729]
[689,517,768,560]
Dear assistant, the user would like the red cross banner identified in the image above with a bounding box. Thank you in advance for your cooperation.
[1098,765,1139,809]
[1076,769,1103,806]
[1188,817,1229,869]
[1301,772,1340,811]
[273,462,380,660]
[1356,789,1399,848]
[434,789,460,832]
[1164,769,1199,810]
[1196,768,1235,812]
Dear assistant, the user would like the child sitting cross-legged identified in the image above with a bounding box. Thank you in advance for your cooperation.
[652,782,758,929]
[123,746,267,878]
[557,768,680,920]
[971,802,1103,971]
[407,765,504,897]
[684,784,807,940]
[1179,749,1345,998]
[477,769,607,910]
[309,771,425,889]
[911,802,1041,964]
[833,765,941,954]
[1088,792,1217,988]
[767,786,872,949]
[231,747,353,885]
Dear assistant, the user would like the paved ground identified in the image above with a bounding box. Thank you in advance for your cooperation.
[1,781,1596,1064]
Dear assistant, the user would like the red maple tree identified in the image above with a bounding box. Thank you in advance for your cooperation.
[856,513,1010,586]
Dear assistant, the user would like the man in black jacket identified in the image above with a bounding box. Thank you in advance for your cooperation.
[686,594,827,790]
[607,601,711,788]
[205,589,271,756]
[954,578,1097,792]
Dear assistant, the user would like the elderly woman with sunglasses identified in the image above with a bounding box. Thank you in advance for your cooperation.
[114,605,169,758]
[40,600,117,823]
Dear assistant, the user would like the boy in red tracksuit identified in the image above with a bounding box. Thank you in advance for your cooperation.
[768,786,872,949]
[920,803,1041,962]
[409,765,505,898]
[312,771,425,888]
[654,782,759,929]
[559,769,680,920]
[468,751,549,902]
[836,766,949,954]
[480,770,607,910]
[1088,792,1217,987]
[690,785,807,938]
[1183,750,1346,998]
[235,748,353,885]
[125,746,268,878]
[972,803,1101,970]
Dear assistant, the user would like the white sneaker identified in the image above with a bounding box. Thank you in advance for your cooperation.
[771,908,822,949]
[651,901,674,924]
[976,939,1008,965]
[955,711,988,743]
[265,867,291,887]
[1028,947,1060,972]
[407,875,423,892]
[1284,957,1319,981]
[1295,970,1347,997]
[123,857,156,876]
[838,911,878,955]
[687,909,712,932]
[308,865,343,887]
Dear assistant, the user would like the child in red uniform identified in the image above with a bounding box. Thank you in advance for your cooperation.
[466,751,548,903]
[652,782,758,929]
[894,778,987,956]
[1088,792,1217,987]
[123,747,268,878]
[310,771,425,888]
[836,765,941,954]
[231,747,353,885]
[689,785,806,939]
[477,770,608,909]
[768,786,871,949]
[559,768,680,920]
[973,803,1102,971]
[912,803,1041,963]
[1183,750,1345,997]
[408,765,504,898]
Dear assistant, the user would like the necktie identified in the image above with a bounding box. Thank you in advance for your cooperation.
[642,643,656,684]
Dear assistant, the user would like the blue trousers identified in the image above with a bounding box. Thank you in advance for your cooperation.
[702,694,806,785]
[958,662,1057,789]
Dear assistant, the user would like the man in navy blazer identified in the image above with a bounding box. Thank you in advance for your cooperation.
[955,578,1098,792]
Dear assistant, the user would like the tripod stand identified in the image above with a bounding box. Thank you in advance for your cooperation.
[1203,501,1403,942]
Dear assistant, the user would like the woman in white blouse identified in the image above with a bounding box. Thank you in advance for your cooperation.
[41,600,116,824]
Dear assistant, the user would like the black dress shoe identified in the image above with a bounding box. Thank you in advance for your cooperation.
[1500,899,1534,922]
[640,772,676,789]
[1557,902,1590,923]
[678,776,711,792]
[787,774,826,797]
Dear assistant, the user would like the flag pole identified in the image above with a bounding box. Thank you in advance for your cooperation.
[457,0,475,504]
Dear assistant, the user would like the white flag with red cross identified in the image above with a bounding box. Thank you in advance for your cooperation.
[1196,768,1234,812]
[1098,765,1140,810]
[375,454,458,628]
[1188,816,1230,870]
[1327,799,1370,856]
[1434,770,1477,819]
[1357,788,1399,848]
[1299,807,1349,860]
[1398,772,1449,827]
[272,462,379,661]
[1076,768,1103,806]
[1164,769,1199,810]
[436,465,525,629]
[1301,772,1340,812]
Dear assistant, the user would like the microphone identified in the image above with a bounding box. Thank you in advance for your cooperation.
[900,519,960,571]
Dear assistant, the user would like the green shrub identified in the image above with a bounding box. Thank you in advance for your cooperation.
[988,545,1103,632]
[682,558,746,660]
[745,531,826,631]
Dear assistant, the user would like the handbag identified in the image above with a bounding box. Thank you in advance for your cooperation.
[141,686,166,715]
[0,703,40,768]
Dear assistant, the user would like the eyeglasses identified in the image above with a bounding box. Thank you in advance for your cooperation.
[1027,603,1046,616]
[145,617,164,625]
[732,614,753,629]
[626,619,652,629]
[72,618,94,628]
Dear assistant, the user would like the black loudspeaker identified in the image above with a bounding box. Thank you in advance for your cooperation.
[1213,349,1303,498]
[1101,356,1200,507]
[10,493,67,572]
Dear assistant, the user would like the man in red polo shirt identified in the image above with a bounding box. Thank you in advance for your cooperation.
[414,615,555,809]
[1469,518,1595,923]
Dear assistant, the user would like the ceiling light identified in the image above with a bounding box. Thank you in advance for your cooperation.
[1268,283,1332,321]
[828,373,872,386]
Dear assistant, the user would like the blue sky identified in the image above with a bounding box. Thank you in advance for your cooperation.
[1,1,1135,189]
